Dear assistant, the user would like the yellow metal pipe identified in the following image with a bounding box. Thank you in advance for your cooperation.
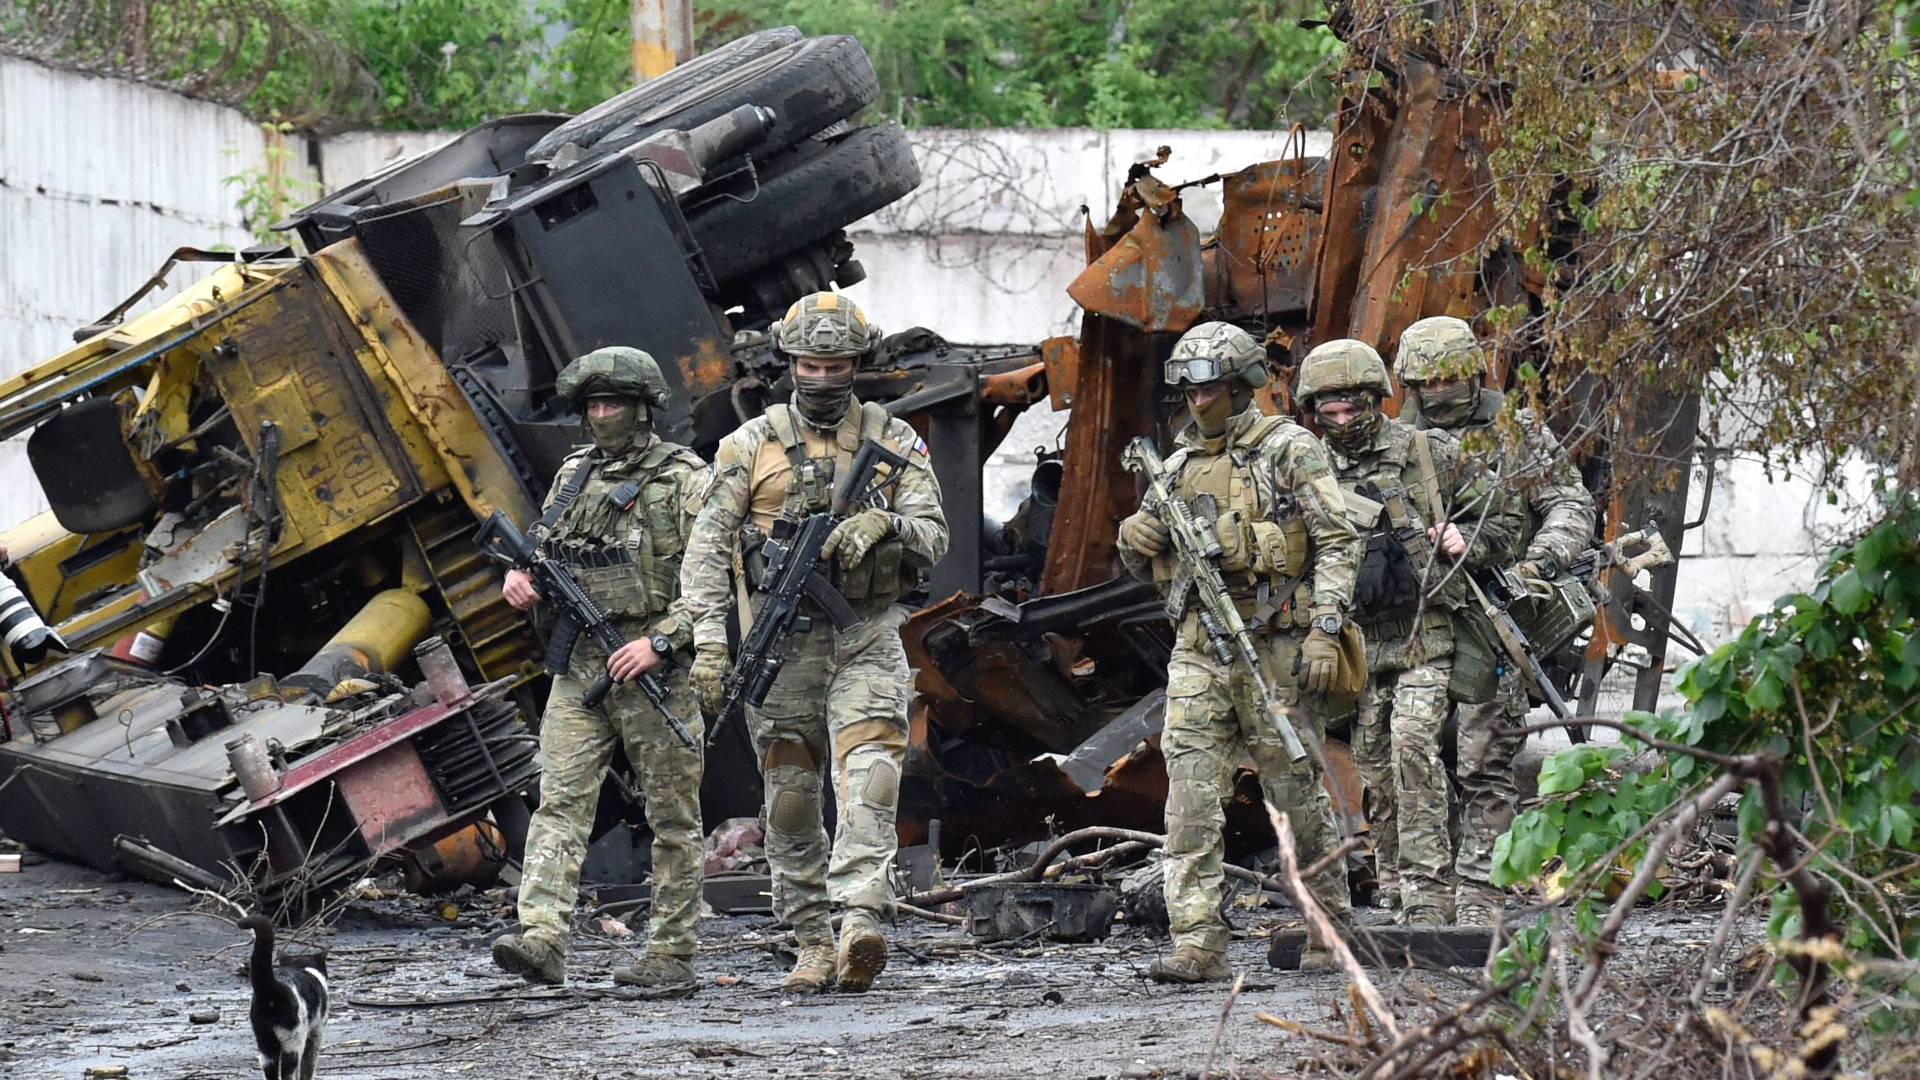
[282,588,432,697]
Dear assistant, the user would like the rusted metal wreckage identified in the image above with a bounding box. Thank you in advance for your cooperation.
[0,27,1695,912]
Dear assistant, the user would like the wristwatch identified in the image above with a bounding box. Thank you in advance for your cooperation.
[1310,613,1343,636]
[648,633,674,656]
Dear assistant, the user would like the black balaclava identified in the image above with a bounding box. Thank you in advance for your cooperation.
[791,363,856,429]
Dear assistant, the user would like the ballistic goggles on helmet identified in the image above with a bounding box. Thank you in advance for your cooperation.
[1164,354,1240,387]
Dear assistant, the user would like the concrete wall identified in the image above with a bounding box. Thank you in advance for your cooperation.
[0,57,1873,655]
[0,57,295,529]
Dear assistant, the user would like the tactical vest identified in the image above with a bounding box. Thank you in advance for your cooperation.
[759,402,910,606]
[540,441,701,621]
[1156,414,1313,623]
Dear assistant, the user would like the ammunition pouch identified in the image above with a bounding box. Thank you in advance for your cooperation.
[1447,606,1504,705]
[1507,572,1597,658]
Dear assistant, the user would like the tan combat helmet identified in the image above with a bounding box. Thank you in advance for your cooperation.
[1296,338,1392,403]
[555,346,673,408]
[770,291,881,362]
[1164,321,1269,388]
[1395,316,1487,383]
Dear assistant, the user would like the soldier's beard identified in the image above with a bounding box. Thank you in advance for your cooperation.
[587,403,647,453]
[792,368,856,428]
[1414,383,1478,427]
[1318,404,1382,454]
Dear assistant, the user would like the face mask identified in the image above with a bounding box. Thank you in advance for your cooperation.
[1414,382,1479,428]
[1317,401,1382,454]
[792,367,856,428]
[586,399,646,453]
[1185,384,1238,439]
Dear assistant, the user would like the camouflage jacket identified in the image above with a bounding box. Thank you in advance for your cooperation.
[536,434,711,650]
[1406,389,1596,573]
[1118,408,1360,619]
[681,400,948,650]
[1327,416,1520,616]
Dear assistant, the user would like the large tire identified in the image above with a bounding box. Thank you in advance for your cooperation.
[525,25,803,163]
[687,122,921,285]
[588,35,880,164]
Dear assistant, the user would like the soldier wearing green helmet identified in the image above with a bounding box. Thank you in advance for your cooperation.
[1394,316,1596,924]
[493,346,713,989]
[1115,320,1361,981]
[1297,337,1518,926]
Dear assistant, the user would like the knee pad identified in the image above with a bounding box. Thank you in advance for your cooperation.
[855,757,898,812]
[764,764,821,837]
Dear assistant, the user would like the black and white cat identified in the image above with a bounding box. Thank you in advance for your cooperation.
[238,914,329,1080]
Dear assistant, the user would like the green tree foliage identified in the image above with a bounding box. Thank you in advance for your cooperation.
[1492,496,1920,1022]
[695,0,1340,127]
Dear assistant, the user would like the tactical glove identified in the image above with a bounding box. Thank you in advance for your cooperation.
[1300,622,1342,696]
[823,509,894,571]
[1118,510,1171,558]
[690,645,729,716]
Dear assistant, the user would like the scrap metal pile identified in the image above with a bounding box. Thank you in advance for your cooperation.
[0,23,1696,913]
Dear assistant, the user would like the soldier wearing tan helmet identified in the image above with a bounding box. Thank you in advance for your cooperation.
[679,292,947,994]
[1296,338,1518,926]
[493,346,712,988]
[1395,316,1595,924]
[1115,321,1362,981]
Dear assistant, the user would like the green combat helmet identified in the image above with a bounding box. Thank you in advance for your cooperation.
[770,292,881,363]
[1394,316,1487,384]
[554,346,673,409]
[1164,321,1269,388]
[1296,338,1392,403]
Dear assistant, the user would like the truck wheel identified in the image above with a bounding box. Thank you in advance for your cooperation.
[687,122,920,285]
[586,35,881,164]
[525,25,802,163]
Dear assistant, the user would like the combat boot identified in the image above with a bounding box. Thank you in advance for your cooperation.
[1148,943,1232,983]
[614,952,695,988]
[1453,887,1501,927]
[493,932,565,985]
[1401,897,1454,927]
[783,943,837,994]
[836,911,888,993]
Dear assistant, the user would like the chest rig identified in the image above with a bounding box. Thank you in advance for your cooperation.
[1156,415,1312,622]
[759,403,907,605]
[1340,429,1450,622]
[538,442,692,621]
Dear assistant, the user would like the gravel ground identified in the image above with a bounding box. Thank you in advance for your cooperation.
[2,856,1361,1080]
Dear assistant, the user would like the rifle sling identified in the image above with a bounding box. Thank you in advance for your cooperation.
[531,454,598,544]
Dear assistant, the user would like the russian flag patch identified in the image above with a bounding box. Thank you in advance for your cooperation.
[912,435,928,457]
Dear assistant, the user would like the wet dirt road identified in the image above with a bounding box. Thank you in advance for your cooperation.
[2,858,1350,1079]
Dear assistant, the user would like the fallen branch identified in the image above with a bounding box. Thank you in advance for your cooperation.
[1269,805,1400,1043]
[902,827,1293,908]
[895,901,965,927]
[1202,973,1246,1080]
[1256,1012,1364,1048]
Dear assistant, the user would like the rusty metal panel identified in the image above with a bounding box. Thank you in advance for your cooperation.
[1040,313,1160,595]
[1209,153,1327,320]
[1066,208,1204,334]
[1308,86,1397,349]
[335,742,446,851]
[1039,336,1080,410]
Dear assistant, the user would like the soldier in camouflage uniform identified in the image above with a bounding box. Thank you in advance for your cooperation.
[680,293,947,994]
[1114,322,1361,982]
[1296,339,1517,926]
[1394,316,1596,923]
[492,347,711,988]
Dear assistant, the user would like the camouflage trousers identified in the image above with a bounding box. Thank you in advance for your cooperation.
[1351,611,1455,922]
[518,638,705,957]
[1162,626,1353,953]
[1451,667,1527,904]
[747,607,910,946]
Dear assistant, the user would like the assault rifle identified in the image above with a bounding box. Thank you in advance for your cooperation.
[474,510,697,750]
[1467,567,1574,718]
[1121,436,1309,763]
[713,437,909,745]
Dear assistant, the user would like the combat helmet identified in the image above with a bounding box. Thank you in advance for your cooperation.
[770,292,882,364]
[1164,321,1269,389]
[554,346,672,408]
[1296,339,1392,403]
[1395,316,1487,383]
